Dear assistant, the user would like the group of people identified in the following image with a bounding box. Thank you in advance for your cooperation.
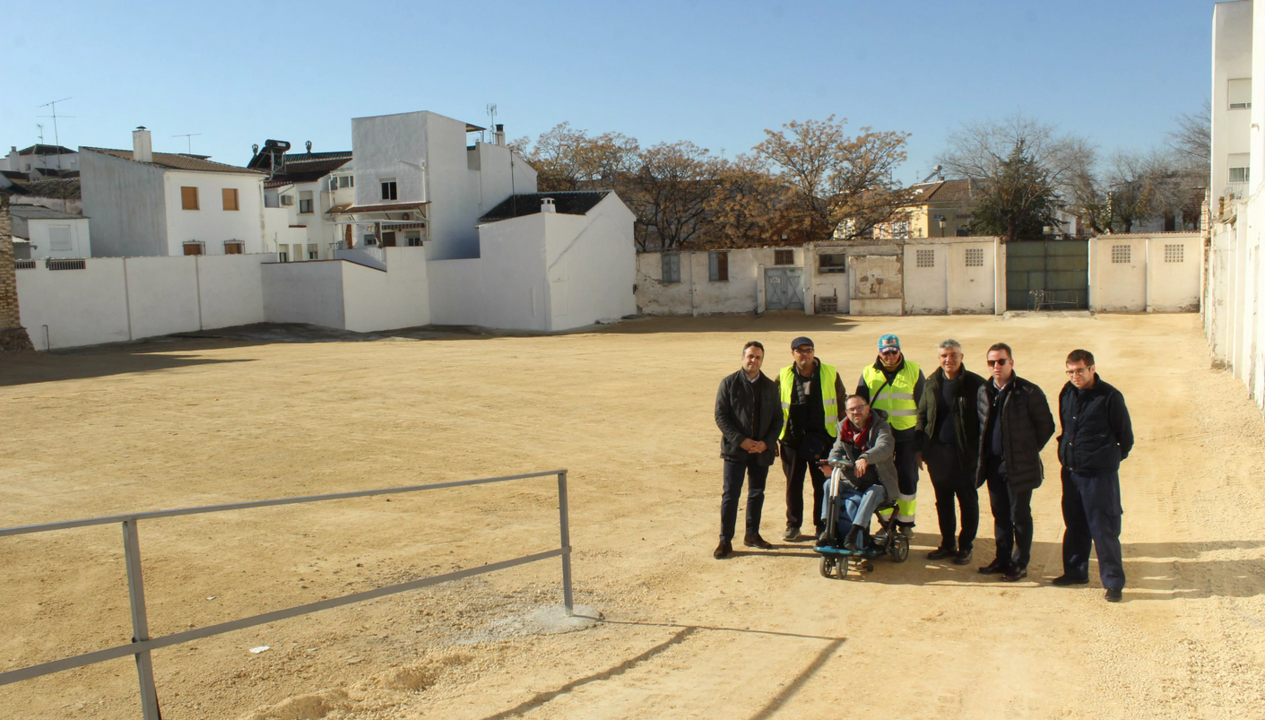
[713,333,1134,602]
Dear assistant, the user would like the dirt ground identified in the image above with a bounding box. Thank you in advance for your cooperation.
[1,312,1264,720]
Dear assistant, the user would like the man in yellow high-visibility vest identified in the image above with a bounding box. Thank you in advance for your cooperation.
[778,336,848,542]
[855,334,925,537]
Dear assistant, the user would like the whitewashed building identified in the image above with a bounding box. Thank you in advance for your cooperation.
[331,111,537,261]
[80,128,266,257]
[4,144,78,178]
[1213,0,1254,205]
[8,205,90,260]
[249,140,355,261]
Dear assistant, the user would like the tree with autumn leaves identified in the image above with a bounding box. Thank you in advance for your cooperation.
[512,116,914,251]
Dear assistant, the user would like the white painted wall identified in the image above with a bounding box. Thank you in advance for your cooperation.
[162,170,265,255]
[24,218,91,259]
[80,148,168,257]
[903,244,949,314]
[1213,0,1253,203]
[342,247,430,332]
[637,246,807,316]
[261,260,346,329]
[543,194,637,329]
[14,254,274,350]
[1089,233,1201,312]
[902,238,999,314]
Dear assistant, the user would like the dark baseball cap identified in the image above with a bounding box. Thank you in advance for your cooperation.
[791,336,814,350]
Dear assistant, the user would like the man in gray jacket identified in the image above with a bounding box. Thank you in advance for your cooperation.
[819,395,900,550]
[713,341,783,559]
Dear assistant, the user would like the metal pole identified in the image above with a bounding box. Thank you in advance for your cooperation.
[557,471,574,616]
[122,521,161,720]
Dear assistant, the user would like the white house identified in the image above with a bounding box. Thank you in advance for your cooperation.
[331,111,537,261]
[247,140,355,262]
[429,191,636,331]
[5,144,78,178]
[1213,0,1254,205]
[8,205,91,260]
[79,128,267,257]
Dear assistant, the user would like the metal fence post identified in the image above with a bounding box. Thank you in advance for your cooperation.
[557,471,574,616]
[122,520,162,720]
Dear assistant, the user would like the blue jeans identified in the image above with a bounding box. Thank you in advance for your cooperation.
[821,475,887,547]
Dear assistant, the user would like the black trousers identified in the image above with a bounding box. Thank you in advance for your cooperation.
[985,460,1033,568]
[781,441,827,532]
[1061,468,1125,590]
[925,442,978,552]
[720,457,769,542]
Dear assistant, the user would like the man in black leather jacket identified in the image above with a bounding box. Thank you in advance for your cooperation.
[976,342,1055,582]
[713,341,783,559]
[1054,349,1134,602]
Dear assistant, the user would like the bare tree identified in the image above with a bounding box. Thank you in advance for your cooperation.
[1168,99,1211,181]
[512,123,640,193]
[700,154,791,248]
[627,141,723,251]
[755,116,913,243]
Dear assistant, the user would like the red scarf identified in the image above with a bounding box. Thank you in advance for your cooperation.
[840,419,869,451]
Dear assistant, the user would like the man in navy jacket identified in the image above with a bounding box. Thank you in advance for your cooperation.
[1054,349,1134,602]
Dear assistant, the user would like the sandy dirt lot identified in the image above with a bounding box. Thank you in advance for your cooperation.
[1,312,1263,720]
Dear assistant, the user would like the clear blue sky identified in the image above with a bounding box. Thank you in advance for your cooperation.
[2,0,1216,183]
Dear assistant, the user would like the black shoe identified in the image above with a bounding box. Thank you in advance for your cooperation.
[952,549,973,565]
[713,540,732,559]
[743,533,773,550]
[1105,588,1123,602]
[927,547,957,561]
[1002,565,1028,582]
[842,528,859,551]
[781,526,799,542]
[1052,574,1090,587]
[978,558,1007,575]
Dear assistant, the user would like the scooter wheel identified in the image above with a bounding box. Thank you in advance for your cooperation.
[819,556,836,578]
[891,535,910,563]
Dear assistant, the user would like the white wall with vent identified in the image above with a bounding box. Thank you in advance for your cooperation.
[1088,233,1201,313]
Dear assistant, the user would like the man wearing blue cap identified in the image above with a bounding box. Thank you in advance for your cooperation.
[855,334,925,537]
[777,336,848,541]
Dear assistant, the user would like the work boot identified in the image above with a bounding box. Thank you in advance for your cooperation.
[713,539,732,559]
[1051,574,1090,586]
[743,533,773,550]
[781,526,799,542]
[927,546,957,561]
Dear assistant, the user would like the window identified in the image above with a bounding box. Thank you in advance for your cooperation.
[407,235,422,247]
[965,247,984,267]
[339,176,354,188]
[307,244,319,260]
[181,186,199,210]
[1229,78,1252,110]
[280,194,294,206]
[1165,244,1184,263]
[299,191,314,214]
[1230,167,1250,184]
[222,188,239,211]
[1111,244,1131,264]
[916,249,935,268]
[380,179,398,201]
[661,253,681,283]
[819,253,847,274]
[182,242,204,256]
[363,233,377,246]
[774,249,794,266]
[709,251,729,282]
[278,249,288,262]
[48,226,73,252]
[224,241,244,254]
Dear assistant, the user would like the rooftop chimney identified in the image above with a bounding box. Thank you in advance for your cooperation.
[133,126,153,163]
[541,197,555,214]
[494,124,506,147]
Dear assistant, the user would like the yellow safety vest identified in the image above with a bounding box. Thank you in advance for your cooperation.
[778,363,839,439]
[862,362,920,431]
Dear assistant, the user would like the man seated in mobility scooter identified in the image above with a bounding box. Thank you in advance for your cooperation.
[817,395,901,552]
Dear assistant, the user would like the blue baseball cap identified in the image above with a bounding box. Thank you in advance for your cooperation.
[878,334,900,352]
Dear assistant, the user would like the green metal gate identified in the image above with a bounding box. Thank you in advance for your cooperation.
[1005,240,1088,310]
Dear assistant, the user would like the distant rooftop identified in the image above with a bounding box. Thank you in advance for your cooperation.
[14,144,75,156]
[83,147,264,175]
[478,191,611,223]
[911,178,981,204]
[8,205,85,220]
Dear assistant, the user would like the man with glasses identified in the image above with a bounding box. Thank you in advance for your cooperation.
[1054,349,1133,602]
[976,343,1054,582]
[855,334,925,537]
[778,336,848,541]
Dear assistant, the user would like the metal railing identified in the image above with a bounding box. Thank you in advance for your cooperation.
[0,469,573,720]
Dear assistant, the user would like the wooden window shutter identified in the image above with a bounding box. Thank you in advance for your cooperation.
[222,188,239,211]
[181,186,199,210]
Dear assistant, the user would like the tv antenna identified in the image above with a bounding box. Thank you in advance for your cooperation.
[37,97,74,170]
[172,133,202,154]
[486,103,497,143]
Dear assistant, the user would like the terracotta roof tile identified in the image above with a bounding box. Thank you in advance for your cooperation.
[83,147,264,175]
